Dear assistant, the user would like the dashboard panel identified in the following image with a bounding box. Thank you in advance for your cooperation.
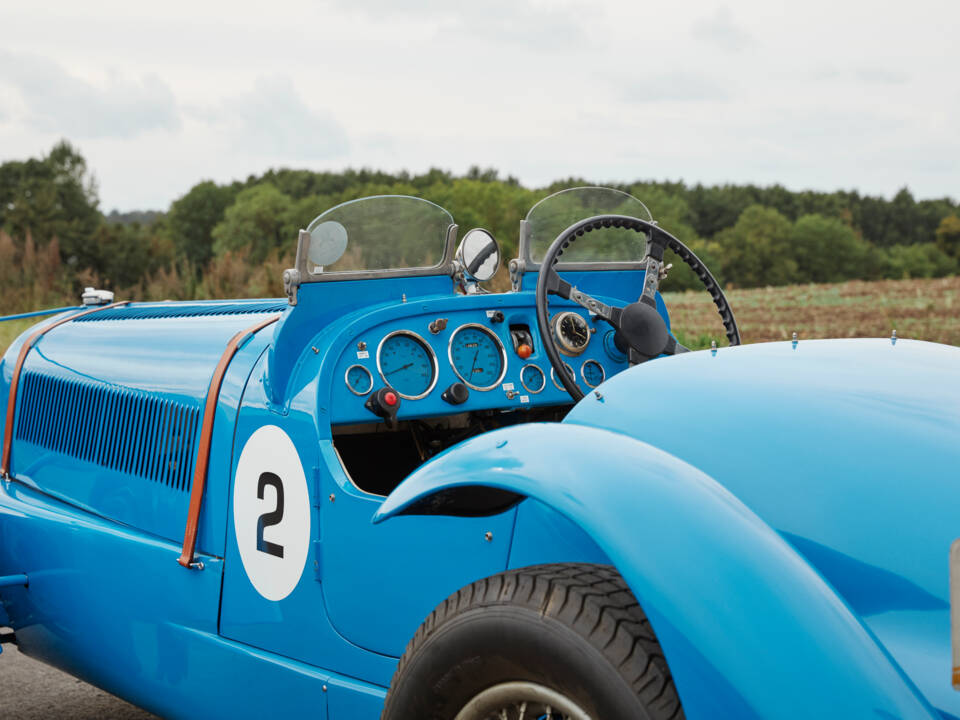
[329,298,629,426]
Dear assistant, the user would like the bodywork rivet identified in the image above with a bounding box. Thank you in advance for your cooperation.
[311,346,319,354]
[484,531,493,542]
[329,493,335,503]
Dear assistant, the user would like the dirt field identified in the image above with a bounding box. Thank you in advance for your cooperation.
[664,276,960,350]
[1,277,958,357]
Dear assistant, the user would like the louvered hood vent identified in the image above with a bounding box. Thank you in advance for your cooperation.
[71,301,288,322]
[15,370,200,492]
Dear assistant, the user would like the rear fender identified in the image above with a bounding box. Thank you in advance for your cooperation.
[375,423,937,720]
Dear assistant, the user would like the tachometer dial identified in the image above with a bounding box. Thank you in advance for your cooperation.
[344,364,373,395]
[448,324,507,391]
[520,364,545,394]
[552,311,591,356]
[551,362,577,391]
[580,359,605,388]
[376,331,438,400]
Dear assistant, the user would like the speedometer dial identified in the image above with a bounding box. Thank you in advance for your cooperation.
[376,331,438,399]
[448,324,507,391]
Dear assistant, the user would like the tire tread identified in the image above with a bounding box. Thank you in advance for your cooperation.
[382,563,683,720]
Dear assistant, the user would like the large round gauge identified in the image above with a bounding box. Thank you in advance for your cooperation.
[448,323,507,391]
[551,361,577,391]
[345,364,373,395]
[520,364,545,394]
[376,330,438,400]
[581,359,605,388]
[552,311,591,356]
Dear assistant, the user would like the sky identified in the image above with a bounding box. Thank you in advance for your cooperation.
[0,0,956,212]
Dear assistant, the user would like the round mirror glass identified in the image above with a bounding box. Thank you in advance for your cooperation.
[457,228,500,282]
[308,220,349,268]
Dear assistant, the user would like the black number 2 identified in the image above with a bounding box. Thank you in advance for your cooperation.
[256,472,285,558]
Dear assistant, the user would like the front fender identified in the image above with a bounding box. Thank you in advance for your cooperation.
[375,423,937,720]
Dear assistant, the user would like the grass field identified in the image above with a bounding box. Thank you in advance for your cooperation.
[665,276,960,350]
[1,277,958,357]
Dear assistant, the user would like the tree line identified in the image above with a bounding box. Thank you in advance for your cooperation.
[1,141,959,313]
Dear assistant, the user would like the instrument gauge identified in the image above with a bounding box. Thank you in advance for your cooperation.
[344,364,373,396]
[551,362,577,391]
[520,364,545,394]
[448,324,507,391]
[376,330,438,400]
[552,311,591,356]
[580,359,605,388]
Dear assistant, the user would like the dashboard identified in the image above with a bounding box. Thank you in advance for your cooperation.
[329,297,629,426]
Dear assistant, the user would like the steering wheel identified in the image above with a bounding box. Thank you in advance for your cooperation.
[535,214,741,401]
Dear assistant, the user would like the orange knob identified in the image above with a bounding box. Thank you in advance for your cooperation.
[516,343,532,359]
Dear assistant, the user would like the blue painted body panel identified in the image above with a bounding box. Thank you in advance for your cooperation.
[377,338,960,718]
[0,255,956,720]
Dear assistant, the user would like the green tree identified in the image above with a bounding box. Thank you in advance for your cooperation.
[935,214,960,259]
[168,181,239,268]
[211,184,295,263]
[713,205,797,287]
[790,214,871,283]
[0,140,100,267]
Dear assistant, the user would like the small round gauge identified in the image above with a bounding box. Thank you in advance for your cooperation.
[581,359,605,388]
[376,330,438,400]
[552,311,591,356]
[520,364,545,394]
[448,324,507,391]
[551,362,577,391]
[344,364,373,396]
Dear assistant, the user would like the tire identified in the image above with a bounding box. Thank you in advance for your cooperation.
[381,563,683,720]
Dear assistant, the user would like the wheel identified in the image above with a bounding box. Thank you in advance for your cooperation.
[381,563,683,720]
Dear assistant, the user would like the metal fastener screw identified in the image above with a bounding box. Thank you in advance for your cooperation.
[311,346,319,354]
[329,493,335,502]
[322,685,328,692]
[484,531,493,542]
[357,341,366,351]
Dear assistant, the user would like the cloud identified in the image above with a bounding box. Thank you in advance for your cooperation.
[624,71,730,103]
[692,7,753,53]
[0,50,180,138]
[855,68,909,85]
[320,0,586,47]
[190,77,348,160]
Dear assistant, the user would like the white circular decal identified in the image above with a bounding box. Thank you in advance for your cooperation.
[233,425,311,601]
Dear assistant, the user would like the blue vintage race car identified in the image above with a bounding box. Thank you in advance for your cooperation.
[1,187,958,719]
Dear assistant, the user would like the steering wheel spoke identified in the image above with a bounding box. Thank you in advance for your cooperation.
[568,287,622,327]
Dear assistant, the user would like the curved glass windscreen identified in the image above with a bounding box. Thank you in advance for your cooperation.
[305,195,453,274]
[525,187,653,264]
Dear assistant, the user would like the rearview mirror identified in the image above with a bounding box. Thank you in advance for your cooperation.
[456,228,500,283]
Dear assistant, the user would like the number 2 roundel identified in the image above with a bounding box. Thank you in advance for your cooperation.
[233,425,311,601]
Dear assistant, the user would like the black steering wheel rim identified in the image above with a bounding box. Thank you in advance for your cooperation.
[535,214,741,401]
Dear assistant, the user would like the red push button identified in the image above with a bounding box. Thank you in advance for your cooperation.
[384,391,398,406]
[516,343,532,359]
